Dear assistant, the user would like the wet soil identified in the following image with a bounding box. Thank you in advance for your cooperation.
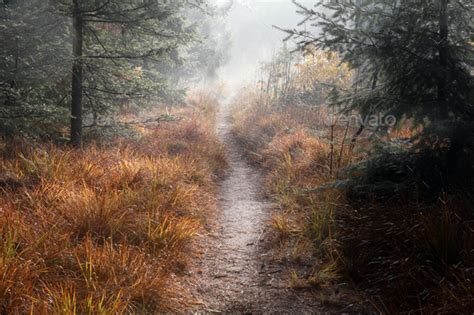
[179,102,370,314]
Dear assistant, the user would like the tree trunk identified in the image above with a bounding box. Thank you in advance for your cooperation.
[348,71,378,155]
[329,123,334,176]
[70,0,83,148]
[438,0,449,118]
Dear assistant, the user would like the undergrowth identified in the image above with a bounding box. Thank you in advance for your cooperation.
[231,99,474,313]
[0,93,226,314]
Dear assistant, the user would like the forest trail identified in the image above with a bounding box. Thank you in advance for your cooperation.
[179,98,360,314]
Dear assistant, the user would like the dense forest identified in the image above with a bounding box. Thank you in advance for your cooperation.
[0,0,472,313]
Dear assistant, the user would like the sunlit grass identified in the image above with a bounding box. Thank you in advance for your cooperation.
[230,99,343,286]
[230,92,474,313]
[0,97,226,313]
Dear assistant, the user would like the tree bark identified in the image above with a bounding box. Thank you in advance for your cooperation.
[438,0,449,118]
[70,0,84,148]
[348,71,378,155]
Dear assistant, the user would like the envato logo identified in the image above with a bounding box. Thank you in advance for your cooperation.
[326,113,397,128]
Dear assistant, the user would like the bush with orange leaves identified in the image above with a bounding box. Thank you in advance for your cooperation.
[0,97,226,313]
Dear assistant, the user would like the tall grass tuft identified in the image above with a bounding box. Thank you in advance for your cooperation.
[231,90,474,313]
[0,98,226,313]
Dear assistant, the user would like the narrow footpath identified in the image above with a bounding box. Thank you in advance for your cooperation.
[181,99,365,314]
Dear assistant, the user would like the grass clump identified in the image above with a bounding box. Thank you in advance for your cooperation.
[231,100,343,276]
[231,93,474,313]
[0,98,226,313]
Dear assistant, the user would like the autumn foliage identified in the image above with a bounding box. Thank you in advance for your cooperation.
[0,94,226,313]
[231,48,474,313]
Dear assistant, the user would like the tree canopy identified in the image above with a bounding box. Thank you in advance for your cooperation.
[0,0,230,143]
[286,0,473,132]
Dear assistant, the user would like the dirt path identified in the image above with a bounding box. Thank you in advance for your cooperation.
[181,100,365,314]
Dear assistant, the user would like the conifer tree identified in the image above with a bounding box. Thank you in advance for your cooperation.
[287,0,473,135]
[0,0,227,144]
[59,0,199,147]
[0,0,71,138]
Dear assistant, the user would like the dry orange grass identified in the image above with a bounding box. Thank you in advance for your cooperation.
[231,93,474,313]
[0,100,226,313]
[231,99,341,266]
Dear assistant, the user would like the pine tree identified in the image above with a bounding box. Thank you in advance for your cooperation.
[286,0,474,188]
[0,0,224,144]
[0,0,71,139]
[57,0,200,147]
[287,0,473,133]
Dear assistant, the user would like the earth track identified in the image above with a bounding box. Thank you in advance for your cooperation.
[181,100,367,314]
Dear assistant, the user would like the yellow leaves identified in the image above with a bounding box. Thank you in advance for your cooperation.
[294,48,353,93]
[133,66,143,77]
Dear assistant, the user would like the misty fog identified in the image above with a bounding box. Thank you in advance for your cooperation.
[213,0,313,88]
[1,1,472,313]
